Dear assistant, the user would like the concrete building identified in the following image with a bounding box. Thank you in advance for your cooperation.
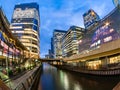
[10,3,40,59]
[53,30,67,58]
[62,26,84,57]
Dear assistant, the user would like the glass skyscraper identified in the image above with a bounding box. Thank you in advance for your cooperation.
[53,30,67,58]
[10,3,40,59]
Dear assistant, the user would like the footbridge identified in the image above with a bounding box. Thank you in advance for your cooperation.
[39,58,64,65]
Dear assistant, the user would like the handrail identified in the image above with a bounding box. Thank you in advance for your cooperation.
[4,65,41,90]
[13,66,41,90]
[56,65,120,76]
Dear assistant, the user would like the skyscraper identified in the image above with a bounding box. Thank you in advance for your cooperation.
[53,30,67,58]
[50,38,54,58]
[10,3,40,59]
[83,9,100,30]
[62,26,84,57]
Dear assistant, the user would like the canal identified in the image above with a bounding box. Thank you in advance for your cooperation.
[38,63,120,90]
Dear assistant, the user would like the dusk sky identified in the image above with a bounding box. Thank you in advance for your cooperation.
[0,0,115,57]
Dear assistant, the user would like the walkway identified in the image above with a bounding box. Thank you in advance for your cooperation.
[5,66,39,90]
[113,82,120,90]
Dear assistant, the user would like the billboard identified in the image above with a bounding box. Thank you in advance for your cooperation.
[91,22,120,47]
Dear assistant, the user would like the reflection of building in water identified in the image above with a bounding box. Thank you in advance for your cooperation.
[59,71,69,90]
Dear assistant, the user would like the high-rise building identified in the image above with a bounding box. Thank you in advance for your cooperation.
[78,9,100,53]
[62,26,84,57]
[113,0,120,6]
[83,9,100,30]
[79,7,120,53]
[53,30,67,58]
[50,38,54,58]
[10,3,40,59]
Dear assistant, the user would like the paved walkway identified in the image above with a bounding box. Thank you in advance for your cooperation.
[5,66,39,90]
[113,82,120,90]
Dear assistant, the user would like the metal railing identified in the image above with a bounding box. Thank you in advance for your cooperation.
[13,66,41,90]
[57,65,120,76]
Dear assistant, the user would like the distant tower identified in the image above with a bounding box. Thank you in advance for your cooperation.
[10,3,40,59]
[53,30,67,58]
[113,0,120,6]
[83,9,100,30]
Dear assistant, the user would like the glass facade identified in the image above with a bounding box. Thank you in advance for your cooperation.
[10,3,40,59]
[62,26,84,57]
[83,9,100,29]
[53,30,67,58]
[79,7,120,53]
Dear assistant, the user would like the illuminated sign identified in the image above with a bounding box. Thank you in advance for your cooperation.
[91,22,120,47]
[13,9,34,19]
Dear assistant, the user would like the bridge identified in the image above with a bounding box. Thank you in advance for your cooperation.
[39,58,64,65]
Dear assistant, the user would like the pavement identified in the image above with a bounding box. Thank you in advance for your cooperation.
[5,66,39,90]
[113,82,120,90]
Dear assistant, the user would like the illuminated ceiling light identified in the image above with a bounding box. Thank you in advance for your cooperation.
[105,22,110,26]
[91,11,95,16]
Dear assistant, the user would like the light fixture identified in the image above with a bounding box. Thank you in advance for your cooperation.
[105,22,110,26]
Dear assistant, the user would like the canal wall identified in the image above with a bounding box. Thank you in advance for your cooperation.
[55,65,120,76]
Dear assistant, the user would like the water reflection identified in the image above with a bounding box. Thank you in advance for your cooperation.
[39,63,120,90]
[59,70,69,90]
[74,84,82,90]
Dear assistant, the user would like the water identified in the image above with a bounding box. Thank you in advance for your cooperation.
[38,63,120,90]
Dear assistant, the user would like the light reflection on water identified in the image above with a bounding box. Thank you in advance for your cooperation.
[74,84,82,90]
[59,70,69,90]
[39,63,120,90]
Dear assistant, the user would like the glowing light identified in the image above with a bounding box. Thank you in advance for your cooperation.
[91,11,95,16]
[74,84,82,90]
[105,22,110,26]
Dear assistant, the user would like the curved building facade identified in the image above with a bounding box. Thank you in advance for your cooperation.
[10,3,40,59]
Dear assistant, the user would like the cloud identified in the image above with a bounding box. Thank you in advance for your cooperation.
[0,0,115,58]
[40,0,115,58]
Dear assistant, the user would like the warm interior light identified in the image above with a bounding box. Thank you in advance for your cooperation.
[91,11,95,16]
[105,22,110,26]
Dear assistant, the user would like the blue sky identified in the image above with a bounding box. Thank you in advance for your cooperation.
[0,0,115,57]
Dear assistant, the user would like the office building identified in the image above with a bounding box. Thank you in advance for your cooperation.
[83,9,100,30]
[76,6,120,70]
[50,38,54,58]
[10,3,40,59]
[62,26,84,57]
[53,30,67,58]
